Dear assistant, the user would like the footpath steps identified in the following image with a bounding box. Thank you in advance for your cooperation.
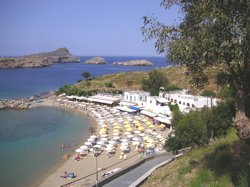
[103,154,173,187]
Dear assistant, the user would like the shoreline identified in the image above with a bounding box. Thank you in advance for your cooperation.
[31,99,98,187]
[34,95,142,187]
[1,93,169,187]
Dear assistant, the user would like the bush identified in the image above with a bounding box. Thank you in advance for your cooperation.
[201,90,216,97]
[104,82,114,88]
[142,70,169,96]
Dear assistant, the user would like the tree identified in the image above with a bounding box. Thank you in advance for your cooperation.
[142,70,169,95]
[142,0,250,142]
[81,71,91,80]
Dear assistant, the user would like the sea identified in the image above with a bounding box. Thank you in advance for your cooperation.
[0,56,169,187]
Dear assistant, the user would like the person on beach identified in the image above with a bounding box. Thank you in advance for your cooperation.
[61,171,67,179]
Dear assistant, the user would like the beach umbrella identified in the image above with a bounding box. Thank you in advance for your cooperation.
[124,124,131,128]
[113,122,119,126]
[138,126,144,131]
[75,148,83,153]
[87,138,95,142]
[84,142,92,146]
[121,138,128,143]
[132,141,141,146]
[106,144,114,148]
[101,134,108,138]
[132,137,140,141]
[80,145,89,150]
[113,129,121,133]
[146,143,155,149]
[96,141,105,145]
[124,132,131,136]
[120,145,129,151]
[146,129,153,133]
[148,125,155,129]
[121,142,129,146]
[134,130,141,134]
[101,124,108,128]
[101,137,108,141]
[147,138,155,143]
[100,127,108,131]
[113,136,120,140]
[139,133,145,137]
[113,132,120,136]
[151,132,158,136]
[159,124,165,128]
[156,134,163,139]
[114,125,122,129]
[93,145,102,148]
[127,134,134,138]
[126,127,133,132]
[109,140,117,145]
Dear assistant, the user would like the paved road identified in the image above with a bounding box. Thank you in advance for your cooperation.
[103,154,173,187]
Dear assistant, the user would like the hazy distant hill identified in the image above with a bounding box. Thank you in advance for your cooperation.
[0,47,80,69]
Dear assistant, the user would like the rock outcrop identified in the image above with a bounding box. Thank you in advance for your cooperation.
[113,59,153,66]
[0,98,34,109]
[0,48,80,69]
[83,57,106,64]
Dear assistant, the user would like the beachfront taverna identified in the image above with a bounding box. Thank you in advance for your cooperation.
[159,89,219,113]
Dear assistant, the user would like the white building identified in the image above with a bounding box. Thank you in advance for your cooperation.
[159,90,219,113]
[123,91,150,105]
[144,96,171,117]
[123,91,172,124]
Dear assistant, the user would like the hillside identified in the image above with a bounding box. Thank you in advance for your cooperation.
[72,66,219,95]
[141,128,250,187]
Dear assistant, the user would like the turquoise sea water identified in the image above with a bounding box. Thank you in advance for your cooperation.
[0,107,92,187]
[0,56,168,186]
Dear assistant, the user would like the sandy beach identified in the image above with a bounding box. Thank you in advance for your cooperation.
[33,94,169,187]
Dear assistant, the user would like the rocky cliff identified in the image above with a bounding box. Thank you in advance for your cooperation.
[113,59,153,66]
[83,57,106,64]
[0,48,80,69]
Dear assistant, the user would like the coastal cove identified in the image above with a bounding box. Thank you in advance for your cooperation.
[0,106,94,187]
[0,56,169,187]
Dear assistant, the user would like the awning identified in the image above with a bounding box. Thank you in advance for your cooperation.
[119,101,136,106]
[116,106,137,113]
[140,110,157,117]
[87,95,120,105]
[87,98,114,105]
[130,106,141,111]
[154,116,172,124]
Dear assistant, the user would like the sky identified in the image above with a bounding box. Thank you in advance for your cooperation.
[0,0,180,57]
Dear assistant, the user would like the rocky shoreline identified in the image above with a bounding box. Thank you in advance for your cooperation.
[113,59,153,66]
[0,98,34,109]
[83,56,106,64]
[0,92,53,110]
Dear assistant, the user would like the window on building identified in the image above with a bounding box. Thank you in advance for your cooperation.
[126,95,128,100]
[179,101,181,104]
[130,96,132,102]
[134,96,136,102]
[192,104,195,108]
[174,99,177,103]
[150,100,152,104]
[183,102,185,105]
[171,99,173,102]
[187,103,190,107]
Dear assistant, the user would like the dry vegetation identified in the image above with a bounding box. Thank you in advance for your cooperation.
[141,129,250,187]
[75,65,219,94]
